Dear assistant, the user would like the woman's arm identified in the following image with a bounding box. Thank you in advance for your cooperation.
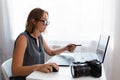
[42,38,76,56]
[12,35,59,76]
[12,35,36,76]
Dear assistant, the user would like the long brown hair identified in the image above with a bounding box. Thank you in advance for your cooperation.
[25,8,48,33]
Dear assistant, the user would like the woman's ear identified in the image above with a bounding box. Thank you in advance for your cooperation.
[31,19,36,25]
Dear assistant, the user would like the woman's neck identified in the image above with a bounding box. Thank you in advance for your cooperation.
[30,31,41,39]
[30,32,41,47]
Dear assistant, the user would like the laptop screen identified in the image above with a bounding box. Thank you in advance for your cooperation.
[96,35,110,63]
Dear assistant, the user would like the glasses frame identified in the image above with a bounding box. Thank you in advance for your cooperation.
[39,20,50,26]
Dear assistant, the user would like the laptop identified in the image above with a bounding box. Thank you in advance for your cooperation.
[48,35,110,66]
[75,35,110,64]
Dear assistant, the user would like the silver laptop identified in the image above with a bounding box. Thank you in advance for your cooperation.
[48,35,110,66]
[74,35,110,64]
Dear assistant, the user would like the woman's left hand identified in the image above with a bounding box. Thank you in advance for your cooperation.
[66,44,76,52]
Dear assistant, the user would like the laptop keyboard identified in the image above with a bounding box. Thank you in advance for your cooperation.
[73,52,98,62]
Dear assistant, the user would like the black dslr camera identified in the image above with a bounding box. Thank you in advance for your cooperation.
[71,59,101,78]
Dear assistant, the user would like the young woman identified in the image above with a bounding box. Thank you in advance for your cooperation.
[11,8,76,80]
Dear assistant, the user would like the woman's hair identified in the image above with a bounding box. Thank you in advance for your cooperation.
[25,8,48,33]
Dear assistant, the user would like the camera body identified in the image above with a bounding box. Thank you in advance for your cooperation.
[71,59,102,78]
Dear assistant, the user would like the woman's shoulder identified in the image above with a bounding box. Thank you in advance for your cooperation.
[14,32,28,51]
[20,31,28,37]
[15,31,28,42]
[17,31,29,39]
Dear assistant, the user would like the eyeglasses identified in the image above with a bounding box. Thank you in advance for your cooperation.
[39,20,50,26]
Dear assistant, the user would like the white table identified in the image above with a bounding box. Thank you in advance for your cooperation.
[26,65,106,80]
[26,52,106,80]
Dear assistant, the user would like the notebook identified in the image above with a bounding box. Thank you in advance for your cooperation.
[48,54,74,66]
[48,35,110,66]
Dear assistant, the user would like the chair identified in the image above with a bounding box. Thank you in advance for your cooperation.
[1,58,12,80]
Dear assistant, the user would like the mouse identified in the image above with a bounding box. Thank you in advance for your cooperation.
[52,67,58,72]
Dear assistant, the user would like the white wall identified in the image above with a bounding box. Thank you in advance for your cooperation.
[112,0,120,80]
[101,0,114,80]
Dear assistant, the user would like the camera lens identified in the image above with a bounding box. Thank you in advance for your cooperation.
[71,62,91,78]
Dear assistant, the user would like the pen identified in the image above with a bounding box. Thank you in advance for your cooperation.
[75,44,82,46]
[68,44,82,47]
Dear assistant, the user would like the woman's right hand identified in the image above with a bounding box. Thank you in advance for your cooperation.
[35,63,59,73]
[65,44,76,52]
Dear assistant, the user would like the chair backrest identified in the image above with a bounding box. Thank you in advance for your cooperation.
[1,58,12,80]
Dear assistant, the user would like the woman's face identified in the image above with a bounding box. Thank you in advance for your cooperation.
[35,12,48,33]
